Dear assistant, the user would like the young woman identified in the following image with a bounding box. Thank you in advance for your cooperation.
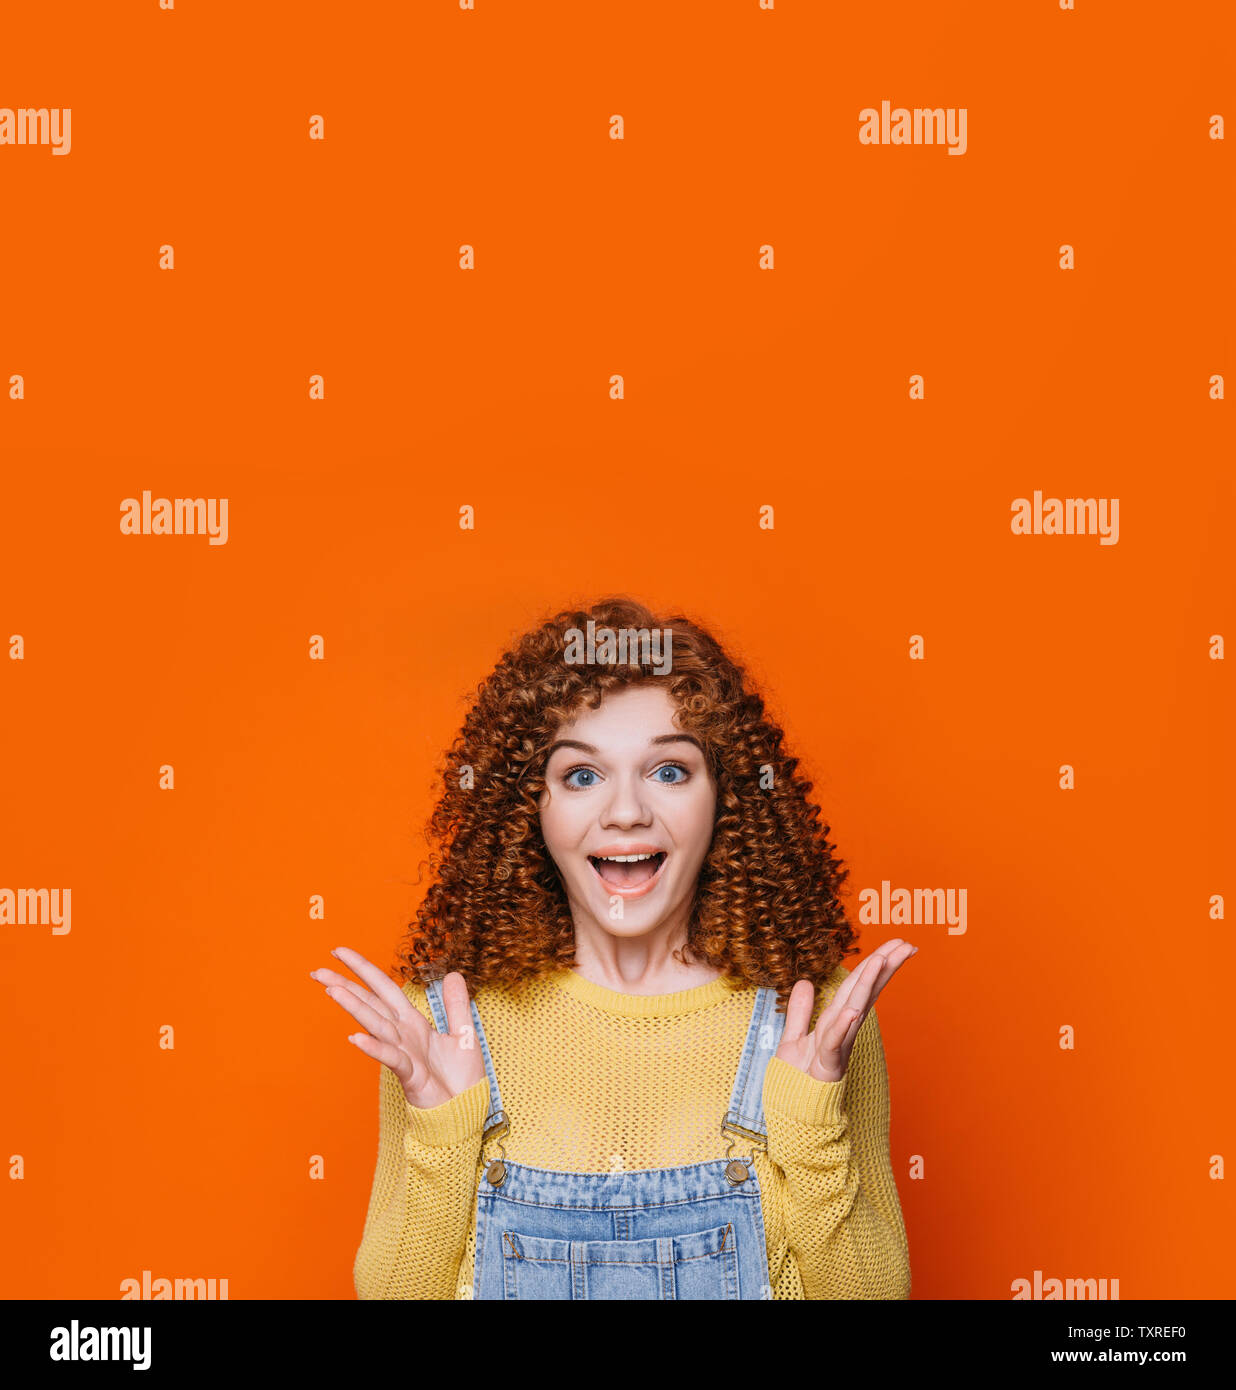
[312,597,915,1300]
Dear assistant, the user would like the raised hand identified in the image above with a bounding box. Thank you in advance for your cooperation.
[310,947,486,1109]
[776,938,917,1085]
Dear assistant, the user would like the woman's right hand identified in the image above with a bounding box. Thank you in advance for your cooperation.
[311,947,486,1109]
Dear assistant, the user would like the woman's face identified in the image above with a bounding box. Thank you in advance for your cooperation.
[538,684,718,941]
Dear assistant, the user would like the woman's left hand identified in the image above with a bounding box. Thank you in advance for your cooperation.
[776,939,918,1085]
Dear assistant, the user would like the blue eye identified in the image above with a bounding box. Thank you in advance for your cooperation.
[564,767,599,789]
[653,763,688,784]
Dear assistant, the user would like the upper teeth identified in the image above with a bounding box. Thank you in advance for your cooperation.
[597,853,657,862]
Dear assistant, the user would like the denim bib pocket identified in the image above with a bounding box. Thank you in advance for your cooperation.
[499,1220,741,1300]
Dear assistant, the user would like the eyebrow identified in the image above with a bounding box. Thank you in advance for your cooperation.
[546,734,703,758]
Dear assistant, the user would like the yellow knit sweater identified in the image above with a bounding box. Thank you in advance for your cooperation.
[352,963,910,1300]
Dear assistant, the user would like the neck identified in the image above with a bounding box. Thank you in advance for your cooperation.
[568,906,720,996]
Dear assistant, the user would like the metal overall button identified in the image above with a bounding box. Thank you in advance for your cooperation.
[722,1127,751,1184]
[484,1117,510,1187]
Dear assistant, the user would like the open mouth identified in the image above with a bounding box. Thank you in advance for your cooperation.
[587,850,667,891]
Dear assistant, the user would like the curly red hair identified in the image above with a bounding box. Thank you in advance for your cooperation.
[395,596,858,1011]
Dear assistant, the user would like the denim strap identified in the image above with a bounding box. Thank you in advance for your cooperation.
[422,976,508,1140]
[721,986,786,1147]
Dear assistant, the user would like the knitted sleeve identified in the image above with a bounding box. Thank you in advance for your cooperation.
[762,1005,911,1300]
[352,980,490,1300]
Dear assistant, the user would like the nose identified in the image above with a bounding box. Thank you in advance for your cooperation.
[598,772,653,830]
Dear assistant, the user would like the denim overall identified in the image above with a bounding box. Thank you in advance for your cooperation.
[423,976,787,1300]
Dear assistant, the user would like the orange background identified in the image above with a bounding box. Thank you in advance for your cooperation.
[1,1,1232,1299]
